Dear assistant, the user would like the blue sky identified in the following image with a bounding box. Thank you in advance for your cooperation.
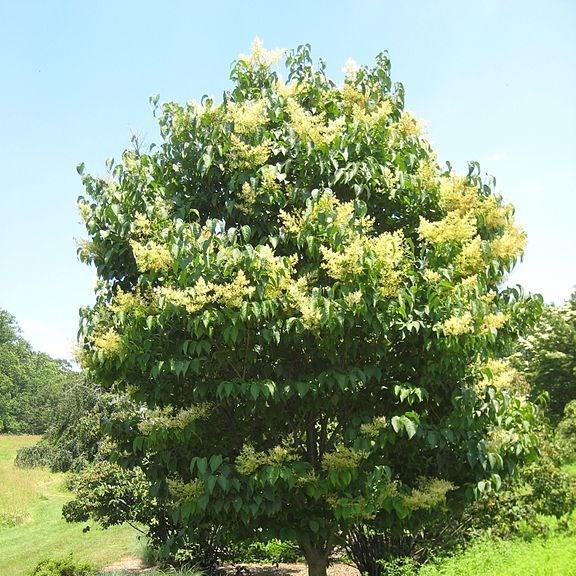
[0,0,574,360]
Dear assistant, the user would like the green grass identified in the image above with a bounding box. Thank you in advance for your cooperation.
[562,461,576,478]
[0,435,140,576]
[419,534,576,576]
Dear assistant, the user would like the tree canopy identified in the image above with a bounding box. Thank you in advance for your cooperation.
[76,41,542,575]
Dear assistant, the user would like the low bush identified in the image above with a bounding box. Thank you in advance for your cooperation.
[377,557,418,576]
[30,555,95,576]
[232,538,301,564]
[0,508,29,529]
[15,441,55,469]
[62,461,153,529]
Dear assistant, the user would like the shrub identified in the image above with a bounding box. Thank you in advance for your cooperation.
[30,555,95,576]
[62,461,154,529]
[15,441,58,469]
[345,511,469,576]
[0,509,29,529]
[377,557,418,576]
[232,538,301,564]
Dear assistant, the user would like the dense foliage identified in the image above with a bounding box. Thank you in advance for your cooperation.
[0,308,74,434]
[29,555,95,576]
[556,399,576,463]
[514,291,576,420]
[16,380,122,472]
[75,41,542,575]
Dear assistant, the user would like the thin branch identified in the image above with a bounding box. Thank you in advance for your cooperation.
[241,329,251,380]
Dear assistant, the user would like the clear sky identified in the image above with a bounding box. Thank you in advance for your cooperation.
[0,0,574,360]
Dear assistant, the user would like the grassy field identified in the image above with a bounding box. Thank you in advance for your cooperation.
[0,435,139,576]
[419,534,576,576]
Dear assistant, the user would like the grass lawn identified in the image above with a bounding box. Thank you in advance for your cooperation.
[563,461,576,478]
[0,435,140,576]
[419,534,576,576]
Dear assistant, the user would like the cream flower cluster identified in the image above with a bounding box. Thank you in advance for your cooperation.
[93,328,123,357]
[482,312,508,332]
[442,311,473,336]
[490,225,527,260]
[228,134,271,170]
[420,175,526,276]
[456,236,484,276]
[485,426,520,452]
[238,37,284,68]
[157,271,255,314]
[132,212,152,236]
[130,240,173,272]
[285,97,345,146]
[280,191,373,237]
[286,276,322,330]
[395,111,422,137]
[237,165,282,213]
[226,99,267,135]
[438,176,479,214]
[235,443,295,476]
[109,287,150,318]
[341,84,393,128]
[419,211,477,244]
[321,230,406,298]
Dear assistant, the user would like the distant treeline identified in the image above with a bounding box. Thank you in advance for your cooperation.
[0,308,78,434]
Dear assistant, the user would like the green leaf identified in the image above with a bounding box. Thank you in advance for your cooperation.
[196,457,208,476]
[268,466,280,485]
[404,418,418,439]
[241,225,252,242]
[217,475,229,492]
[209,454,223,472]
[206,475,217,494]
[295,381,309,398]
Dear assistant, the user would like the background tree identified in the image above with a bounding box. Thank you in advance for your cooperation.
[75,41,541,576]
[0,308,73,434]
[513,290,576,421]
[15,378,121,472]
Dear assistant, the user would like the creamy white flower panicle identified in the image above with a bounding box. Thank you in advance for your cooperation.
[342,58,359,78]
[238,37,285,68]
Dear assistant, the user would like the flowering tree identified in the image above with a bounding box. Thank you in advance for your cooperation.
[77,41,541,575]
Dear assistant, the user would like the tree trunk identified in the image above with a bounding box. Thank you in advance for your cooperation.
[303,548,329,576]
[301,539,331,576]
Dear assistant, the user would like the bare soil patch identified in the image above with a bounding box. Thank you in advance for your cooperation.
[102,560,359,576]
[223,563,360,576]
[102,556,150,573]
